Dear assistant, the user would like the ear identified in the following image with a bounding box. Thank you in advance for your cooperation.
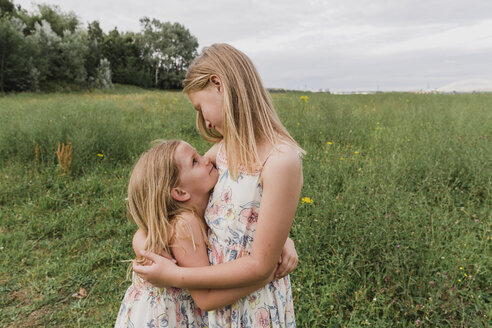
[209,74,223,93]
[171,187,191,202]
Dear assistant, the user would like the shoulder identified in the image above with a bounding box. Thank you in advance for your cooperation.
[171,211,209,261]
[262,143,303,185]
[266,143,302,172]
[203,142,222,164]
[171,211,208,246]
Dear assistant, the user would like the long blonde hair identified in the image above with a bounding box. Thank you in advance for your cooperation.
[183,43,304,178]
[127,140,194,263]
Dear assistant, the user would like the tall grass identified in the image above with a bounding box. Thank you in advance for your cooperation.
[0,86,490,327]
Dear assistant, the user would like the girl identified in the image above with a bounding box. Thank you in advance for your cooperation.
[115,140,289,327]
[134,44,304,327]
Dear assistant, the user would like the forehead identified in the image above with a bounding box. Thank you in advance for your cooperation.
[175,142,196,164]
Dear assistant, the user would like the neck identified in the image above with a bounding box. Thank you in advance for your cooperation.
[185,193,209,218]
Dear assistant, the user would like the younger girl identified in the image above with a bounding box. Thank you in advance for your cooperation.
[134,44,304,327]
[115,140,280,327]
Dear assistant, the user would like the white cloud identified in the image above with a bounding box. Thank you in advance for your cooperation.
[14,0,492,91]
[371,20,492,56]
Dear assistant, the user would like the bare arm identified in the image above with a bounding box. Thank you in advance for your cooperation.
[170,212,273,311]
[133,222,273,311]
[134,146,303,289]
[133,228,146,255]
[133,228,174,262]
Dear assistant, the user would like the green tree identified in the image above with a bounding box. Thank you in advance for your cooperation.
[103,28,151,87]
[26,18,88,90]
[85,20,104,86]
[1,3,198,92]
[22,4,79,37]
[0,16,34,92]
[59,28,88,85]
[0,0,15,18]
[139,17,198,89]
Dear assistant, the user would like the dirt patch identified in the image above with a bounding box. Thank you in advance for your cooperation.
[9,289,30,306]
[11,306,52,328]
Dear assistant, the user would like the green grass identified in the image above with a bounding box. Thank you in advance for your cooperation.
[1,86,490,327]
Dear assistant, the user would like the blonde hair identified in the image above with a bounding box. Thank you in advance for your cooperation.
[127,140,206,264]
[183,43,304,178]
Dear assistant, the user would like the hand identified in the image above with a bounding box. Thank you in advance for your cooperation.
[132,250,179,288]
[274,237,298,279]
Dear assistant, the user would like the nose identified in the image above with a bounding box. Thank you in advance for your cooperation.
[205,120,212,129]
[203,156,211,165]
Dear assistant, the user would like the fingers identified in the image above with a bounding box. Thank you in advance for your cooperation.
[275,256,298,279]
[140,250,177,264]
[139,250,160,263]
[132,260,149,276]
[274,261,287,278]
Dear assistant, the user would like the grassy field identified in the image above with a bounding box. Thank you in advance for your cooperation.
[0,85,490,327]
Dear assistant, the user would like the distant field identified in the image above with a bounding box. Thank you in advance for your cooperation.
[0,85,490,327]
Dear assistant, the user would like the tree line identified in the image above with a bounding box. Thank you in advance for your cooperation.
[0,0,199,92]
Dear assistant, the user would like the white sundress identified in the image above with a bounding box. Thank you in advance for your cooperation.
[114,273,208,328]
[205,143,296,327]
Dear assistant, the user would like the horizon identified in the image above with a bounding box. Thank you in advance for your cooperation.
[14,0,492,92]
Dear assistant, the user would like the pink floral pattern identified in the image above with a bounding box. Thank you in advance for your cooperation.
[205,143,296,327]
[114,273,208,327]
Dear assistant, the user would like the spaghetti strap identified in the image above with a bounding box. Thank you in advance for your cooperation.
[260,147,276,171]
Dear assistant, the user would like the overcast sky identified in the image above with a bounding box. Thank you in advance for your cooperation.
[15,0,492,92]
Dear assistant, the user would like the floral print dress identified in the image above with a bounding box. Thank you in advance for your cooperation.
[205,143,296,327]
[114,273,208,328]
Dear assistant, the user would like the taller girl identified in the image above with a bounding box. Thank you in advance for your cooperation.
[135,43,304,327]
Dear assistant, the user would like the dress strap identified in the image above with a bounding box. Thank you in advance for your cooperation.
[260,147,276,172]
[217,141,225,159]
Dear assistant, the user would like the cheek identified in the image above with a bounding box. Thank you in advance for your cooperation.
[213,98,223,117]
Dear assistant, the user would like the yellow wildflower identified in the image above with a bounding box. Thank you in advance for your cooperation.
[301,197,313,204]
[354,151,359,154]
[97,154,104,157]
[340,157,344,161]
[327,141,333,145]
[298,95,308,104]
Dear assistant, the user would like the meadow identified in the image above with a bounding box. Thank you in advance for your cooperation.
[0,85,490,327]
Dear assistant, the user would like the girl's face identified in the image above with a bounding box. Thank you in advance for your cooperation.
[174,142,218,197]
[188,84,224,134]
